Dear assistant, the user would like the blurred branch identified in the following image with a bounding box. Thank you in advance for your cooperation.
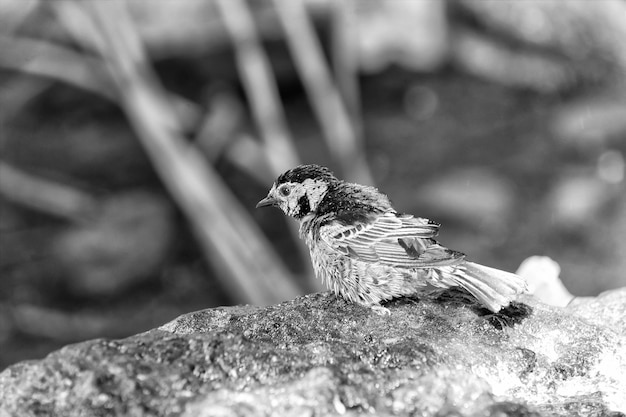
[451,0,626,92]
[0,34,201,130]
[225,134,276,183]
[196,90,245,164]
[0,0,40,34]
[451,29,577,93]
[0,161,97,222]
[331,0,363,143]
[272,0,373,184]
[216,0,317,288]
[51,0,281,62]
[196,90,275,183]
[215,0,300,174]
[195,90,316,291]
[0,35,115,100]
[0,75,50,126]
[70,0,300,305]
[51,0,108,53]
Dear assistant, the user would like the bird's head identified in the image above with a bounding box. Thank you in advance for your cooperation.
[256,164,338,219]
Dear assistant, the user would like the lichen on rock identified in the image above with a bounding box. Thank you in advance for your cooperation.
[1,288,625,417]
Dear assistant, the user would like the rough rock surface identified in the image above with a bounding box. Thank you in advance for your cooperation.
[1,289,625,417]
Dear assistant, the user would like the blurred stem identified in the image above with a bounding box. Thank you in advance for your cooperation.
[1,0,39,34]
[0,34,201,131]
[196,90,245,164]
[272,0,373,185]
[331,0,363,144]
[0,35,115,100]
[215,0,299,174]
[195,91,275,183]
[79,0,300,304]
[216,0,316,288]
[0,161,97,222]
[0,75,50,126]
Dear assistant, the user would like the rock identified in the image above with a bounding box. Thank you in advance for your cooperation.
[567,288,626,334]
[1,289,625,416]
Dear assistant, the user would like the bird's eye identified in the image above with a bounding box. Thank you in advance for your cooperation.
[279,185,291,196]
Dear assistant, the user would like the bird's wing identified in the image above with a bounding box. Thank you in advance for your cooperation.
[319,212,465,268]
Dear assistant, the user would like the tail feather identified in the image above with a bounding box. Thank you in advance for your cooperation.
[452,262,528,312]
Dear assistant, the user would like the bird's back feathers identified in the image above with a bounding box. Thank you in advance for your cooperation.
[316,182,393,225]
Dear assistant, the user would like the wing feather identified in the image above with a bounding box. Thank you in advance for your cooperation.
[320,212,464,268]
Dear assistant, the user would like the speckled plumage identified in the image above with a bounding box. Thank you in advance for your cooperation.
[257,164,527,314]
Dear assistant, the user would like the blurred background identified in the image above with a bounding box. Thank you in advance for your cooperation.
[1,0,625,369]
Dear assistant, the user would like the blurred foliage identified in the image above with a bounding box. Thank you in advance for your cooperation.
[1,0,626,369]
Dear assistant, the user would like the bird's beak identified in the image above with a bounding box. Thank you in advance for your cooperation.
[256,195,277,208]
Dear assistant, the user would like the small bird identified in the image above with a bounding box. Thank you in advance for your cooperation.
[257,164,527,314]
